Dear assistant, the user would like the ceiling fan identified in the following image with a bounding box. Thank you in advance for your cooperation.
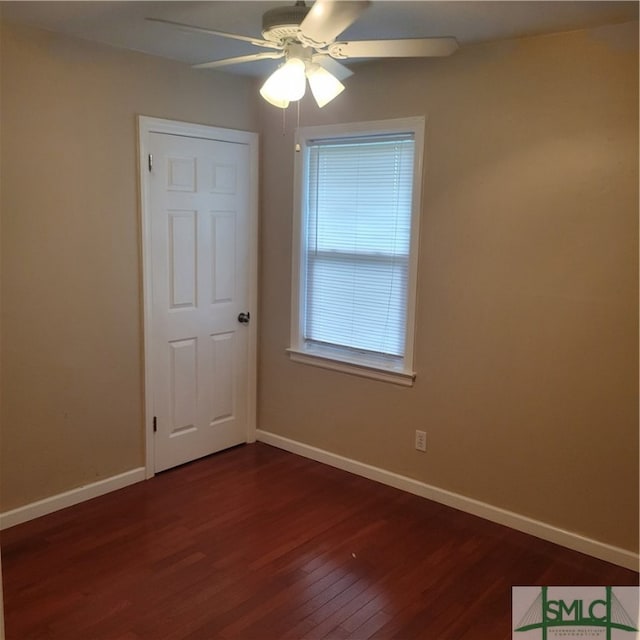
[148,0,459,109]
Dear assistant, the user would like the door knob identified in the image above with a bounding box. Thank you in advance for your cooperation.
[237,312,250,324]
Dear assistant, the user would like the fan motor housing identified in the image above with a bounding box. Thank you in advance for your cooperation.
[261,3,310,43]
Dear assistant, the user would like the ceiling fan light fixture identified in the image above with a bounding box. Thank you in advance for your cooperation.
[163,1,459,109]
[305,63,345,108]
[260,57,306,108]
[259,90,290,109]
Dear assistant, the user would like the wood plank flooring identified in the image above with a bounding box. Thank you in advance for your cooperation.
[1,443,637,639]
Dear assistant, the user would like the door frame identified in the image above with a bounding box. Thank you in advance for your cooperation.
[138,116,259,479]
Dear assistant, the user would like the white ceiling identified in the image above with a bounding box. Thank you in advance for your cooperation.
[2,1,638,76]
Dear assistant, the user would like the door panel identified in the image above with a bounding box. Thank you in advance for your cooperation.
[169,338,198,435]
[210,332,235,423]
[148,132,251,472]
[211,213,236,303]
[168,211,197,309]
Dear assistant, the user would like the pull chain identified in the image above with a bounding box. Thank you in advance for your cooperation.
[295,101,302,152]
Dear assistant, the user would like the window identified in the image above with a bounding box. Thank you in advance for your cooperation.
[289,118,424,386]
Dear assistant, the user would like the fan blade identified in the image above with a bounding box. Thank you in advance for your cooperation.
[299,1,371,47]
[193,51,284,70]
[329,38,459,59]
[312,55,353,81]
[146,17,280,49]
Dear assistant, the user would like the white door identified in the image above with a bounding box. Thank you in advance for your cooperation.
[144,124,255,473]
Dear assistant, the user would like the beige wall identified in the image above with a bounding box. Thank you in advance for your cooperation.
[258,23,639,552]
[0,23,259,510]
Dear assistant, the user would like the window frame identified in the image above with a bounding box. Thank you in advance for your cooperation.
[288,117,425,386]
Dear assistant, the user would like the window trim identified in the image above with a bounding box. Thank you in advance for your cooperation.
[290,117,425,386]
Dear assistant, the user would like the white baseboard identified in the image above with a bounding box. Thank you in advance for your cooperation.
[0,467,146,530]
[256,429,639,572]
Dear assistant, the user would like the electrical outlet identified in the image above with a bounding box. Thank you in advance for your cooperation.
[415,430,427,452]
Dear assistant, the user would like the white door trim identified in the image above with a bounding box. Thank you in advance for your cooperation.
[138,116,259,479]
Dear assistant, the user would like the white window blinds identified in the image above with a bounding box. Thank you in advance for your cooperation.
[303,134,416,360]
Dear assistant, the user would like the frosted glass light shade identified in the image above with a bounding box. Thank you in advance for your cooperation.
[306,64,345,108]
[260,58,306,108]
[259,92,289,109]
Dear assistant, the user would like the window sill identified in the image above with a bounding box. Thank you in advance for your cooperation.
[286,347,416,387]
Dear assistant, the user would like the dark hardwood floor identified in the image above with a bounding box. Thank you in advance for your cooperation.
[2,443,637,639]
